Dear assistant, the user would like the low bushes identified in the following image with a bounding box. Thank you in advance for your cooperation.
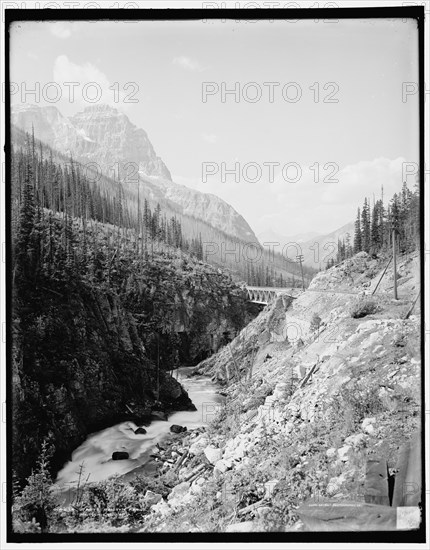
[350,297,380,319]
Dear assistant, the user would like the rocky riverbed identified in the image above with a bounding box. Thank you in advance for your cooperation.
[55,367,224,494]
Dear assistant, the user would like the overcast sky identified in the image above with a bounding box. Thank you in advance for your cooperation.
[10,17,419,237]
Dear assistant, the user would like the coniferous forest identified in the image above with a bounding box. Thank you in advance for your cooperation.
[327,182,420,268]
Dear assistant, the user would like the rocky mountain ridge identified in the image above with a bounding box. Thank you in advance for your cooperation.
[11,103,258,243]
[11,103,172,180]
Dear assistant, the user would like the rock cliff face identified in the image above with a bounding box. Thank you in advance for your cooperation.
[11,104,259,243]
[12,285,193,483]
[142,175,257,243]
[69,105,172,180]
[11,104,171,180]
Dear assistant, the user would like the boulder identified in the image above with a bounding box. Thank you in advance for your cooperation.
[167,481,191,501]
[170,424,187,434]
[144,490,162,506]
[326,476,343,497]
[264,479,279,499]
[273,382,289,399]
[134,427,147,435]
[189,436,209,456]
[204,445,222,464]
[190,477,205,496]
[112,451,129,460]
[224,439,247,461]
[361,417,376,435]
[337,446,351,462]
[344,433,367,449]
[150,499,171,518]
[214,458,232,474]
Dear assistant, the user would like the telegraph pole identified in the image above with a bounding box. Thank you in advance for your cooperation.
[296,254,305,290]
[392,228,398,300]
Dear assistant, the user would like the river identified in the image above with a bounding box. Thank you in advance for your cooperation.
[55,366,223,492]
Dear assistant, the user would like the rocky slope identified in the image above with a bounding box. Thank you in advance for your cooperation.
[133,250,421,532]
[143,175,257,243]
[11,104,258,243]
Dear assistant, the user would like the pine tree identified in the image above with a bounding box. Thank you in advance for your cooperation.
[14,144,36,282]
[371,199,381,252]
[13,441,58,532]
[345,232,352,258]
[354,207,362,253]
[361,198,371,252]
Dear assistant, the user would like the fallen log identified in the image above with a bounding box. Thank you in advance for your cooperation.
[183,463,206,482]
[187,467,208,484]
[174,449,189,472]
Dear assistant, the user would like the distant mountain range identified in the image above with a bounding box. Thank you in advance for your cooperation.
[258,228,321,247]
[258,223,354,269]
[298,221,355,268]
[11,103,257,243]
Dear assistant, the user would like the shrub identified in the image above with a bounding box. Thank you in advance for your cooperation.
[262,473,307,529]
[130,473,170,498]
[309,313,322,333]
[12,441,59,532]
[350,298,379,318]
[70,476,148,527]
[330,379,384,434]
